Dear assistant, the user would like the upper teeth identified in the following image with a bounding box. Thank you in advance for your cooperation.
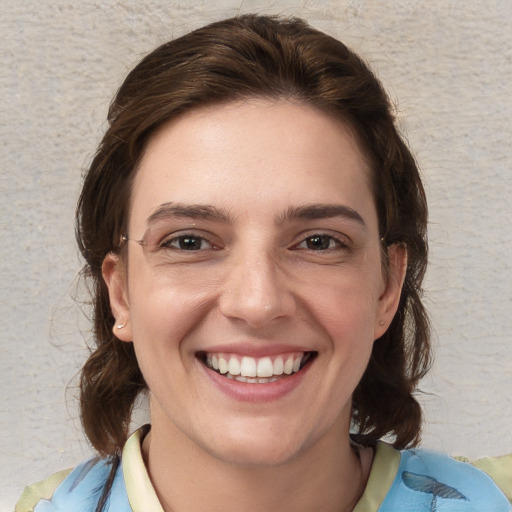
[206,353,306,378]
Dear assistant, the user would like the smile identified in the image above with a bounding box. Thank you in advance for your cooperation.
[200,352,316,383]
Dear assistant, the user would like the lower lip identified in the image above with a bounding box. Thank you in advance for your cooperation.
[199,359,312,403]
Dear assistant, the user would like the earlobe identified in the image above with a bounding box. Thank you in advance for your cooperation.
[102,253,133,342]
[374,244,407,339]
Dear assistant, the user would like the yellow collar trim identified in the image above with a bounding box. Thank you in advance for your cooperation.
[353,441,401,511]
[122,426,400,512]
[122,425,164,512]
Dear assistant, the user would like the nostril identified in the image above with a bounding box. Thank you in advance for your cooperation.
[217,262,296,327]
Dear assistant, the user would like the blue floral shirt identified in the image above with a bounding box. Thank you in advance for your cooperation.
[16,427,511,512]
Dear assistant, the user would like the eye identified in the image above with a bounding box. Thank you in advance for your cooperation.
[161,234,214,251]
[295,234,347,251]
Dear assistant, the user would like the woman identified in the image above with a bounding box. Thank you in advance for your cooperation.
[16,14,511,512]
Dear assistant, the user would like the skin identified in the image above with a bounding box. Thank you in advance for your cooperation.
[103,99,406,511]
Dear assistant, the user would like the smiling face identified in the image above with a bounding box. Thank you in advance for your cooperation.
[103,99,405,467]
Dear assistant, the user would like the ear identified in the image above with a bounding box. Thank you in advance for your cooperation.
[374,243,407,340]
[102,252,133,342]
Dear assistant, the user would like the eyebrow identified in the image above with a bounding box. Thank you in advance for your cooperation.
[277,203,366,227]
[146,202,233,226]
[146,202,366,228]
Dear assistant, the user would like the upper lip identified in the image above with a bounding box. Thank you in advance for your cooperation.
[196,342,316,358]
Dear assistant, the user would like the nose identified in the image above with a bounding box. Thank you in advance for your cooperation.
[218,249,296,328]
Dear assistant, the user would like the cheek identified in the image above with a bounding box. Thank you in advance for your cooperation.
[305,268,382,335]
[125,269,226,385]
[302,271,382,388]
[129,285,204,344]
[125,280,204,401]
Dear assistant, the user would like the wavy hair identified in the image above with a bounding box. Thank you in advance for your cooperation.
[76,14,430,472]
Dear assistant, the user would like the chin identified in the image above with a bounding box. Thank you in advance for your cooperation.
[193,418,316,468]
[210,439,305,468]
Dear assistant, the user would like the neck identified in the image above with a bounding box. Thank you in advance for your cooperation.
[143,407,370,512]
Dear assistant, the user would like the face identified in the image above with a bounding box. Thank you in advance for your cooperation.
[104,99,405,467]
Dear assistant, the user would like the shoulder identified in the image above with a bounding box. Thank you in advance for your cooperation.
[455,452,512,503]
[380,446,511,511]
[15,468,73,512]
[15,456,131,512]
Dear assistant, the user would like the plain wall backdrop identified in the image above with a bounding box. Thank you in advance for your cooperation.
[1,0,511,509]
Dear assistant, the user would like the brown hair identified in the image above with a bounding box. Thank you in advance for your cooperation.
[77,14,430,463]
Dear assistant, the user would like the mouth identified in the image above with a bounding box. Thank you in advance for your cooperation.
[197,351,317,384]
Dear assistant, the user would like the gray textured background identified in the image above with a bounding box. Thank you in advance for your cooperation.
[1,0,511,509]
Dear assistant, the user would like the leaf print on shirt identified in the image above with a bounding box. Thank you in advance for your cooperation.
[68,458,100,492]
[402,471,468,512]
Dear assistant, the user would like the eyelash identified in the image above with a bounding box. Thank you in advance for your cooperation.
[292,233,349,252]
[157,232,349,253]
[159,233,220,251]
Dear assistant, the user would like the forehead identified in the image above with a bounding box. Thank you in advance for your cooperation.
[130,99,375,230]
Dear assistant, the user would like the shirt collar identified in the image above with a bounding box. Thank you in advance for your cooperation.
[122,425,164,512]
[353,441,401,511]
[122,425,400,512]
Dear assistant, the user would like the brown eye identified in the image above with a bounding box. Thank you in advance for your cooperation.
[163,235,212,251]
[301,235,339,251]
